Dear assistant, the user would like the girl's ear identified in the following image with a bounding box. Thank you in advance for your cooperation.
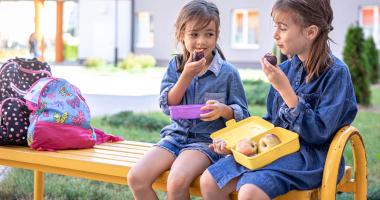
[306,25,319,40]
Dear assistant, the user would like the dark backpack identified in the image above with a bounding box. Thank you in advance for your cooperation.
[0,57,51,101]
[0,58,51,145]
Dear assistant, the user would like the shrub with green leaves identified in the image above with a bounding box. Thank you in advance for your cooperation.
[343,25,371,106]
[243,79,271,106]
[83,57,106,69]
[63,42,78,62]
[100,111,170,132]
[363,37,379,84]
[119,54,156,70]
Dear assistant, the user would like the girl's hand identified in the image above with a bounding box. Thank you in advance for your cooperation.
[209,138,232,155]
[260,57,291,93]
[182,53,206,78]
[260,57,299,108]
[200,100,233,121]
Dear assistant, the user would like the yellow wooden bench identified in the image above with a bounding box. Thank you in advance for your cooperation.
[0,126,367,200]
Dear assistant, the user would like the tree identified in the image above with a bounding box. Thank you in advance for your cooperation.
[343,25,371,106]
[363,36,379,83]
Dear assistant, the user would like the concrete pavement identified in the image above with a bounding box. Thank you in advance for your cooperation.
[51,65,164,116]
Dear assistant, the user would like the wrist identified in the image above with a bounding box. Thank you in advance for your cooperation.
[279,87,298,108]
[221,105,234,120]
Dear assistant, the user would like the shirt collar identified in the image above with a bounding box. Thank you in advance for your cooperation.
[207,50,223,76]
[292,54,303,68]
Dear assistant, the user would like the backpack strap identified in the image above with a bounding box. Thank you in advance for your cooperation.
[18,65,52,77]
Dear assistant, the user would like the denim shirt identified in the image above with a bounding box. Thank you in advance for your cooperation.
[159,51,250,142]
[264,54,358,148]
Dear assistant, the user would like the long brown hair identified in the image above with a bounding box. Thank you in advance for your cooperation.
[272,0,334,82]
[175,0,225,72]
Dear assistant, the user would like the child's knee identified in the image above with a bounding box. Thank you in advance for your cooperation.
[167,170,191,191]
[238,184,270,200]
[127,167,149,188]
[200,170,216,190]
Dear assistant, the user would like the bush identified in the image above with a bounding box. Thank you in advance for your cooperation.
[83,57,106,69]
[100,111,170,132]
[343,25,371,106]
[363,37,379,84]
[119,54,156,70]
[243,80,271,106]
[63,42,78,61]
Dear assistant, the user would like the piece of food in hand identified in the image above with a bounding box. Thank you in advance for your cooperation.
[236,138,258,156]
[264,53,277,65]
[192,51,205,62]
[258,133,281,153]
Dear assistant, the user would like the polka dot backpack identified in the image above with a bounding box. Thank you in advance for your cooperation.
[0,58,51,145]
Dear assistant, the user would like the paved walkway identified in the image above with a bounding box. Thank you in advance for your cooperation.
[51,65,164,116]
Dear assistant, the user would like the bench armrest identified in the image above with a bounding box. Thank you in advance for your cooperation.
[320,126,367,200]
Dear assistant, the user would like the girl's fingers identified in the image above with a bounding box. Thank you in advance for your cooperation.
[220,142,226,152]
[206,100,218,105]
[263,58,280,73]
[186,52,193,63]
[200,109,214,118]
[201,115,216,121]
[260,58,270,75]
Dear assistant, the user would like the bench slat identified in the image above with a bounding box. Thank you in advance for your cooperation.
[98,142,153,150]
[93,145,148,154]
[62,148,146,158]
[57,150,141,163]
[117,140,155,147]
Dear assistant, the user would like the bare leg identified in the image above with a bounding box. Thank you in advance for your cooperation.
[166,150,211,200]
[200,169,238,200]
[238,184,270,200]
[127,146,175,200]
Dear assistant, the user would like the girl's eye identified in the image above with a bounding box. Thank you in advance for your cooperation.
[207,33,215,37]
[190,33,198,37]
[274,25,286,31]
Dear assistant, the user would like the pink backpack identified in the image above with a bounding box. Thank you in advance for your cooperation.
[24,77,123,151]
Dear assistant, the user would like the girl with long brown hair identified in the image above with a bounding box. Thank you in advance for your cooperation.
[201,0,358,199]
[127,1,249,199]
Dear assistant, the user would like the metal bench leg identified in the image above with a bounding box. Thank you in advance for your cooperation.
[34,170,44,200]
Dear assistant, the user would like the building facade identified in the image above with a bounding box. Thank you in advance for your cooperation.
[133,0,380,67]
[77,0,380,67]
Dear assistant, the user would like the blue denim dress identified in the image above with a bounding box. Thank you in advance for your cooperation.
[157,51,250,163]
[208,55,358,198]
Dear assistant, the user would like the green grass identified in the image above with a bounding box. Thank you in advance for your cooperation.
[1,86,379,199]
[371,84,380,105]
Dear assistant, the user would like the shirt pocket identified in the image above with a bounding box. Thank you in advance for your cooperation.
[298,92,320,109]
[204,92,226,104]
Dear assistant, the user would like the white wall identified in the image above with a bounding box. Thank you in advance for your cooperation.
[78,0,131,62]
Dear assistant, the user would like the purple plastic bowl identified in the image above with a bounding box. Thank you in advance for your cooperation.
[169,104,210,120]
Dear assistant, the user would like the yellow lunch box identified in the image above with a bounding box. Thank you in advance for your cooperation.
[210,116,300,170]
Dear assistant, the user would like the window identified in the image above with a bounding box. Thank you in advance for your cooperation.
[360,6,380,49]
[231,9,259,49]
[136,12,154,48]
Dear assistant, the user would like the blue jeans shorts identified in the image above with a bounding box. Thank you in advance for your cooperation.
[155,134,223,164]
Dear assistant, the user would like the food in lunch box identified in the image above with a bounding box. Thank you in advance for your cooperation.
[258,133,281,153]
[264,53,277,65]
[192,51,205,62]
[236,138,258,156]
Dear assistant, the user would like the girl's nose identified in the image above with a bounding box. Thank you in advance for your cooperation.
[196,36,206,47]
[273,30,280,40]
